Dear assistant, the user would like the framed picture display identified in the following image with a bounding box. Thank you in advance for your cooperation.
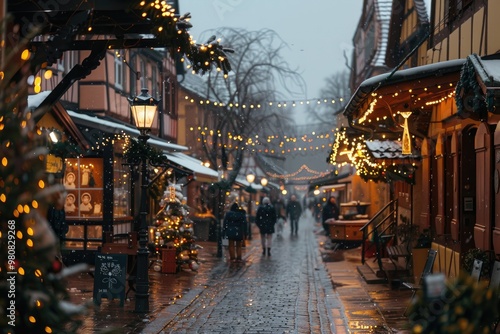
[63,157,103,219]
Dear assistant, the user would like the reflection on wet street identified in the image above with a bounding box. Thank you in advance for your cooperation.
[66,211,412,333]
[68,241,225,333]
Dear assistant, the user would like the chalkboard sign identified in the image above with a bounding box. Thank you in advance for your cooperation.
[93,253,127,306]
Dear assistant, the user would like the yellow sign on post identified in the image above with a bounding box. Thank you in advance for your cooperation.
[46,154,63,174]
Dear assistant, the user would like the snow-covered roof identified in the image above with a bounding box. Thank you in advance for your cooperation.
[27,91,51,109]
[416,0,430,23]
[365,139,420,160]
[471,55,500,87]
[179,72,209,97]
[68,110,187,152]
[255,153,287,176]
[423,0,432,20]
[372,0,392,67]
[345,58,465,117]
[166,152,219,182]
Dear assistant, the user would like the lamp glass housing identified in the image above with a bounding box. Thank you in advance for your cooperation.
[246,173,255,184]
[260,177,268,187]
[129,88,159,130]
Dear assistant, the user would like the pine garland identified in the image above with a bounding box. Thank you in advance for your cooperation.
[455,56,488,120]
[123,137,168,166]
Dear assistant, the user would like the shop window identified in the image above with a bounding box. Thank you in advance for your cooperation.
[446,0,474,26]
[64,157,103,219]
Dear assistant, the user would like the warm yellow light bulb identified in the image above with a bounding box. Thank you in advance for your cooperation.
[21,49,30,60]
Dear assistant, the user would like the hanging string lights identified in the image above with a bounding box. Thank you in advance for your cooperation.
[181,94,347,111]
[358,83,456,126]
[267,164,331,182]
[193,127,334,156]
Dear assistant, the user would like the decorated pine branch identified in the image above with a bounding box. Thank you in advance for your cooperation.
[0,19,89,334]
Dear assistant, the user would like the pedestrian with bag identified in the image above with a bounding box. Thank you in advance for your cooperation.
[286,194,302,235]
[223,202,247,263]
[255,197,277,256]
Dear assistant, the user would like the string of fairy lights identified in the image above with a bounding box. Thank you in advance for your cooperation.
[328,128,417,181]
[181,94,348,110]
[71,131,333,181]
[358,83,456,125]
[267,164,331,182]
[192,127,335,155]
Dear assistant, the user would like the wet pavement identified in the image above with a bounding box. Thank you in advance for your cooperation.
[66,211,413,333]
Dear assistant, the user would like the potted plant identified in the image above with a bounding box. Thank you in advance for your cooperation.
[462,248,491,280]
[408,272,500,333]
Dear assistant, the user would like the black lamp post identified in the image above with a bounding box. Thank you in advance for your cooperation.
[246,172,256,240]
[129,88,159,313]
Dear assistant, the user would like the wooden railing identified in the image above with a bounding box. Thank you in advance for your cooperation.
[360,199,399,272]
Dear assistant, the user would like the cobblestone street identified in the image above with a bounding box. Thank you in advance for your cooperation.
[67,211,412,333]
[151,217,338,333]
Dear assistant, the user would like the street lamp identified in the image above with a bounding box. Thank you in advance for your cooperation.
[260,177,268,187]
[129,88,159,313]
[246,172,255,184]
[246,171,256,240]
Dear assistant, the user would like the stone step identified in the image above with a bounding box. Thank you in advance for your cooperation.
[357,263,386,284]
[357,258,410,286]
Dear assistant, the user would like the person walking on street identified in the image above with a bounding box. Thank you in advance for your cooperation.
[322,196,340,236]
[223,203,247,263]
[286,194,302,235]
[255,197,277,256]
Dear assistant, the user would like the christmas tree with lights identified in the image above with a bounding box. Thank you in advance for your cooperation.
[0,24,88,334]
[152,184,199,272]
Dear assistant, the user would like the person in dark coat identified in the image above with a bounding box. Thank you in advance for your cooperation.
[322,196,340,236]
[286,194,302,235]
[255,197,277,256]
[223,203,247,262]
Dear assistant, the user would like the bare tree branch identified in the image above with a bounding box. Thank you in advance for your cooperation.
[195,27,305,185]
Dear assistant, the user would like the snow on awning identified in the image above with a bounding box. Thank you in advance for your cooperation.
[67,110,187,152]
[343,59,465,140]
[365,139,420,161]
[165,152,219,183]
[66,110,220,183]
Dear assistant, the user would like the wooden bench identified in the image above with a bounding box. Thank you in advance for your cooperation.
[386,244,410,259]
[386,244,410,272]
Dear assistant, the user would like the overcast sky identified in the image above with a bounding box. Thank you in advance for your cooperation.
[182,1,363,99]
[181,1,364,174]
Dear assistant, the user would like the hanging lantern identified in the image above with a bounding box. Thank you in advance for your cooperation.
[400,111,412,155]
